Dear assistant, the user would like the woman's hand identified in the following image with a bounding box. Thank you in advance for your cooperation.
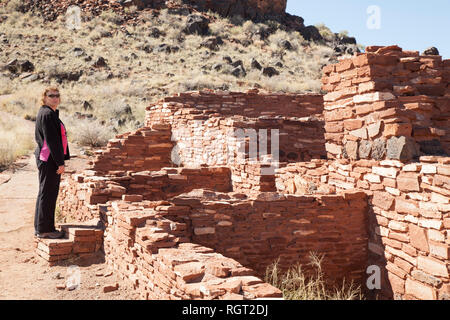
[56,165,65,175]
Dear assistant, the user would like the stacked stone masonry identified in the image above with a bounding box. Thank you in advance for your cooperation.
[35,221,103,266]
[322,45,450,160]
[36,46,449,300]
[276,156,450,299]
[146,91,325,166]
[101,198,283,299]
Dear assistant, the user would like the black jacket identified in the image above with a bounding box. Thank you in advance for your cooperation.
[34,105,70,167]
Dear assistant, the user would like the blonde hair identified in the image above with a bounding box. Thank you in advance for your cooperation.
[40,87,60,106]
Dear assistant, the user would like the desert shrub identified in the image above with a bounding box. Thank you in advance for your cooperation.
[265,252,363,300]
[315,23,335,42]
[177,73,228,92]
[268,29,304,52]
[209,19,230,36]
[65,117,114,147]
[242,20,258,35]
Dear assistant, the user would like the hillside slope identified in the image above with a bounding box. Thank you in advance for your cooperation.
[0,0,359,149]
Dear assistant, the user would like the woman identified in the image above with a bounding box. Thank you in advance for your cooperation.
[34,87,70,239]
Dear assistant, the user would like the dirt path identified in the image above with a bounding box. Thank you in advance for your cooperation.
[0,114,139,300]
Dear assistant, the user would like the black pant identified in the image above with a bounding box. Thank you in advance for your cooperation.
[34,157,61,233]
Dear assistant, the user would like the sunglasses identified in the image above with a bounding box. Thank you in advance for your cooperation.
[47,94,60,98]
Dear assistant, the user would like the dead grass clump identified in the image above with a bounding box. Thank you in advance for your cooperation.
[0,113,34,170]
[265,252,363,300]
[65,117,113,147]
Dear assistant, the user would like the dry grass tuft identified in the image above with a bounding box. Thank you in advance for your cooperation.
[0,113,34,170]
[265,252,364,300]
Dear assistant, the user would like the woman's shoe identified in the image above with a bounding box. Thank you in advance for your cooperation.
[36,231,65,239]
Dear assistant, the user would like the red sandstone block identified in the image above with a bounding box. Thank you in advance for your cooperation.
[402,243,417,257]
[87,195,108,204]
[409,224,429,253]
[75,235,98,243]
[428,241,449,260]
[372,192,394,211]
[386,262,407,279]
[73,242,96,254]
[343,119,364,131]
[230,267,254,277]
[396,173,420,192]
[394,257,414,273]
[322,84,337,92]
[418,256,448,277]
[405,278,436,300]
[383,123,412,138]
[355,104,373,116]
[173,262,205,283]
[383,237,403,250]
[103,283,119,293]
[322,65,336,75]
[389,231,410,243]
[324,108,353,122]
[382,178,396,188]
[395,198,419,216]
[242,283,283,298]
[437,165,450,176]
[335,59,354,72]
[324,121,344,133]
[433,175,450,188]
[38,243,72,256]
[389,221,409,233]
[122,194,144,202]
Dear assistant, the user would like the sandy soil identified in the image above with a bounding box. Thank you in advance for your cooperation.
[0,115,139,300]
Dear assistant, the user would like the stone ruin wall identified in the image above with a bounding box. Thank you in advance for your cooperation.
[276,157,450,299]
[321,45,450,160]
[145,92,326,194]
[317,45,449,300]
[38,45,450,300]
[99,188,367,299]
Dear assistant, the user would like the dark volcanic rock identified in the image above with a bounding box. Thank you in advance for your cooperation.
[338,35,357,45]
[279,40,293,50]
[231,60,244,68]
[183,14,209,36]
[372,138,386,161]
[359,140,372,159]
[262,67,279,77]
[154,44,179,54]
[343,141,359,160]
[92,57,108,68]
[231,65,246,77]
[386,136,419,161]
[298,25,323,41]
[49,70,83,83]
[223,56,233,64]
[5,59,34,73]
[251,58,262,70]
[83,101,93,111]
[423,47,439,55]
[200,37,224,51]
